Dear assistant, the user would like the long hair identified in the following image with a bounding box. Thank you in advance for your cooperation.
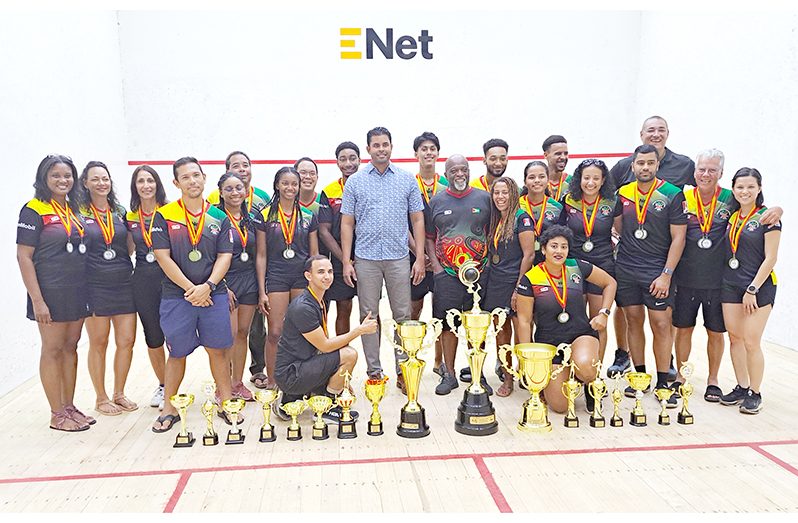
[33,154,81,213]
[265,166,302,222]
[489,177,521,245]
[568,159,616,201]
[130,165,168,211]
[520,160,551,198]
[78,161,122,213]
[216,171,252,230]
[729,167,765,213]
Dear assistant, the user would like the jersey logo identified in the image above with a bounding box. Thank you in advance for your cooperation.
[746,221,760,232]
[522,217,532,227]
[623,201,630,207]
[209,223,221,235]
[130,223,138,229]
[599,205,613,216]
[651,199,666,212]
[570,274,582,285]
[152,226,163,232]
[471,208,481,214]
[171,224,181,230]
[717,208,731,221]
[544,210,556,221]
[444,210,452,215]
[85,219,95,224]
[539,286,549,292]
[569,208,578,214]
[17,222,35,231]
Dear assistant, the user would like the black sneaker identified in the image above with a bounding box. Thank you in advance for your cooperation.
[436,373,459,395]
[624,384,650,398]
[607,349,631,377]
[480,375,493,396]
[739,390,762,415]
[322,405,359,422]
[584,383,595,414]
[459,366,472,383]
[667,355,678,382]
[720,384,749,406]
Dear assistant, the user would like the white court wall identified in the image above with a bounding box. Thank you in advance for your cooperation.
[1,9,795,397]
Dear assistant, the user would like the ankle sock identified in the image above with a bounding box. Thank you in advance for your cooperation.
[656,371,669,389]
[635,364,646,373]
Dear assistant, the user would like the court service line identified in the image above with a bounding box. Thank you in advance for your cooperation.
[749,445,798,478]
[163,472,192,513]
[472,456,512,513]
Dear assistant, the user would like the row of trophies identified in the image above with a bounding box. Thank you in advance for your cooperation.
[166,260,695,447]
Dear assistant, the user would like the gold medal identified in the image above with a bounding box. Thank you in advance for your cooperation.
[188,249,202,262]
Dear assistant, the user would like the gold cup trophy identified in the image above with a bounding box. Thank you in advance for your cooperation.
[281,398,308,441]
[364,376,388,436]
[499,343,571,432]
[307,395,334,440]
[170,393,196,448]
[336,370,357,439]
[446,260,505,436]
[678,362,695,425]
[222,397,246,445]
[561,359,582,428]
[625,372,652,427]
[588,361,607,428]
[609,373,625,427]
[384,318,442,438]
[254,389,279,442]
[200,381,219,446]
[655,388,675,425]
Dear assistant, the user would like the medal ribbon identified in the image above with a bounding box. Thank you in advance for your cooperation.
[308,286,328,337]
[478,175,488,191]
[416,174,438,205]
[51,200,85,240]
[634,179,663,227]
[225,209,248,248]
[581,198,599,239]
[277,205,298,247]
[493,215,506,251]
[541,263,568,312]
[137,209,157,248]
[548,173,567,201]
[694,186,720,236]
[90,203,115,247]
[728,205,760,257]
[179,199,209,249]
[527,196,548,236]
[245,185,254,215]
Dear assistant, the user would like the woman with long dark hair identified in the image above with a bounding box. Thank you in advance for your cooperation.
[519,161,564,264]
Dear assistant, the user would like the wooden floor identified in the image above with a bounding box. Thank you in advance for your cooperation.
[2,295,798,513]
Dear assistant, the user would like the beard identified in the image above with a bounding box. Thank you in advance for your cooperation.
[453,179,468,191]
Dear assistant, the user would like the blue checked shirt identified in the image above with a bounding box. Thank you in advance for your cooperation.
[341,162,424,261]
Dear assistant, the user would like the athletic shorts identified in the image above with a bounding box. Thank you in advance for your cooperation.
[411,270,434,302]
[672,286,725,332]
[325,271,357,302]
[431,271,485,322]
[87,279,136,317]
[482,278,516,317]
[160,296,233,358]
[721,279,777,307]
[226,270,259,306]
[536,330,599,364]
[615,268,674,311]
[27,286,88,323]
[275,351,341,396]
[266,270,307,293]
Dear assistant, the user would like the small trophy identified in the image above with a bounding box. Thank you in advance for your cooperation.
[200,381,219,446]
[655,388,674,425]
[254,389,279,442]
[171,393,196,448]
[561,360,582,428]
[364,376,388,436]
[336,371,357,439]
[609,373,624,427]
[222,398,246,445]
[678,362,695,425]
[625,372,652,427]
[307,395,334,440]
[281,399,308,441]
[588,361,607,428]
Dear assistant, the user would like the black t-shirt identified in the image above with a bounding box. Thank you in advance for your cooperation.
[488,209,534,283]
[151,200,233,298]
[609,148,695,189]
[257,204,319,285]
[17,198,87,288]
[79,205,133,285]
[519,195,564,264]
[722,206,781,288]
[127,208,165,273]
[222,211,257,279]
[560,194,617,273]
[275,289,324,379]
[318,178,349,271]
[614,179,687,281]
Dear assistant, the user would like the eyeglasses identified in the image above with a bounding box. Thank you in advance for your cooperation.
[222,185,246,193]
[298,170,318,177]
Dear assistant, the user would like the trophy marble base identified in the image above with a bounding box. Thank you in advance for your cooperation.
[367,420,383,436]
[455,390,498,436]
[678,412,694,425]
[658,413,671,425]
[259,425,276,442]
[397,408,430,438]
[174,432,195,448]
[287,427,302,441]
[337,419,357,439]
[564,415,579,428]
[589,416,605,428]
[225,429,245,445]
[202,433,219,446]
[609,416,623,427]
[312,425,329,441]
[630,412,647,427]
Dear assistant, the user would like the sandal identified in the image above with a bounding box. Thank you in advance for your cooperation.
[50,410,90,432]
[497,379,514,397]
[113,393,139,412]
[218,409,246,426]
[250,373,269,389]
[704,384,722,403]
[65,405,96,425]
[95,399,123,416]
[152,413,180,433]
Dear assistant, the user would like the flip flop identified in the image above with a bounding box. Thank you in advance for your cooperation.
[250,373,269,389]
[152,414,180,433]
[704,385,722,403]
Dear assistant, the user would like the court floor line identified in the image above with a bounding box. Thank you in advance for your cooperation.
[164,472,192,513]
[472,456,512,513]
[749,445,798,478]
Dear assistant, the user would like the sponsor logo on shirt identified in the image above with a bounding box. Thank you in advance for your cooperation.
[471,208,481,214]
[152,226,164,232]
[444,210,452,215]
[717,208,731,221]
[570,274,582,285]
[171,224,181,230]
[209,223,221,235]
[522,217,532,227]
[599,205,613,216]
[651,199,666,212]
[746,221,760,232]
[17,222,36,231]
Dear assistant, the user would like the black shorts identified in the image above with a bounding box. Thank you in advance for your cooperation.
[431,271,485,321]
[536,330,600,364]
[482,278,515,317]
[672,286,725,332]
[27,286,88,323]
[226,270,259,306]
[585,263,614,296]
[267,269,306,293]
[411,271,434,302]
[615,268,674,311]
[721,279,777,307]
[88,279,136,317]
[325,271,357,302]
[276,351,341,396]
[132,267,165,348]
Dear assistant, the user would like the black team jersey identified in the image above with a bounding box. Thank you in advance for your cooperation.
[425,188,491,276]
[722,206,781,289]
[520,195,564,264]
[257,204,318,284]
[561,194,617,272]
[127,209,164,271]
[79,206,133,285]
[318,178,347,270]
[276,289,325,376]
[224,212,257,278]
[488,209,534,283]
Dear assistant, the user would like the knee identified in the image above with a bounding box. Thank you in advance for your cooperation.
[340,346,358,366]
[266,330,282,345]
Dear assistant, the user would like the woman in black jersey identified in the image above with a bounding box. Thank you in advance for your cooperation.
[217,172,258,401]
[515,226,616,413]
[560,159,618,362]
[520,161,564,264]
[78,161,138,416]
[17,155,92,431]
[719,168,781,415]
[127,165,168,410]
[256,167,319,389]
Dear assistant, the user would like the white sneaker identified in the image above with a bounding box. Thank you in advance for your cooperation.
[150,386,164,409]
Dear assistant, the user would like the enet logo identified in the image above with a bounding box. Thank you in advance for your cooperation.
[339,28,433,60]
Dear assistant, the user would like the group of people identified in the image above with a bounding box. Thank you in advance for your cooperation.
[16,116,782,434]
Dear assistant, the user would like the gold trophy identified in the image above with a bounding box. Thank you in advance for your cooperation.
[336,370,357,439]
[609,373,624,427]
[561,360,582,428]
[364,376,388,436]
[307,395,333,440]
[170,393,196,448]
[588,361,607,428]
[200,381,219,446]
[678,362,695,425]
[384,318,442,438]
[254,389,279,442]
[655,388,674,425]
[625,372,652,427]
[446,260,505,436]
[222,397,246,445]
[499,343,571,432]
[281,398,308,441]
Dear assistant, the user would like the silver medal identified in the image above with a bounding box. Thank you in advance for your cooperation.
[634,227,648,240]
[78,243,87,254]
[582,240,594,253]
[698,237,713,249]
[283,248,295,260]
[557,311,570,324]
[66,242,74,254]
[239,251,250,262]
[145,250,156,263]
[728,257,739,270]
[534,240,541,251]
[103,249,116,261]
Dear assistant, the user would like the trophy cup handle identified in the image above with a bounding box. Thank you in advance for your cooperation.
[558,343,573,366]
[491,308,507,334]
[426,318,443,350]
[381,318,403,352]
[445,310,461,333]
[497,344,521,380]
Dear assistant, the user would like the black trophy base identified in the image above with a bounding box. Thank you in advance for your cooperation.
[368,420,383,436]
[287,427,302,441]
[203,433,219,446]
[564,415,580,428]
[658,413,671,426]
[455,390,498,436]
[259,425,276,442]
[337,419,357,439]
[397,409,430,438]
[313,424,329,440]
[589,416,606,428]
[678,412,694,425]
[630,412,647,427]
[174,432,195,448]
[225,429,245,445]
[610,416,624,428]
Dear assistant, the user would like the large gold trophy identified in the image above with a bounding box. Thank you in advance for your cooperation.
[446,260,505,436]
[625,372,652,427]
[254,389,279,442]
[200,381,219,446]
[499,343,571,432]
[384,318,442,438]
[171,393,196,448]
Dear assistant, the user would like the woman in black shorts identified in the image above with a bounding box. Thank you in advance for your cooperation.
[256,167,319,388]
[483,177,535,397]
[560,159,618,362]
[127,165,168,410]
[516,226,616,413]
[17,155,92,431]
[216,172,258,401]
[78,161,138,416]
[720,168,781,415]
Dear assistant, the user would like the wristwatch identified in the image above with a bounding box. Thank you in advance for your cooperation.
[661,267,674,276]
[746,284,759,295]
[599,308,612,317]
[205,280,218,292]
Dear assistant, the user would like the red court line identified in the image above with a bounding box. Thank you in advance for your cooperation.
[750,445,798,478]
[473,456,512,513]
[127,152,629,167]
[163,472,192,513]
